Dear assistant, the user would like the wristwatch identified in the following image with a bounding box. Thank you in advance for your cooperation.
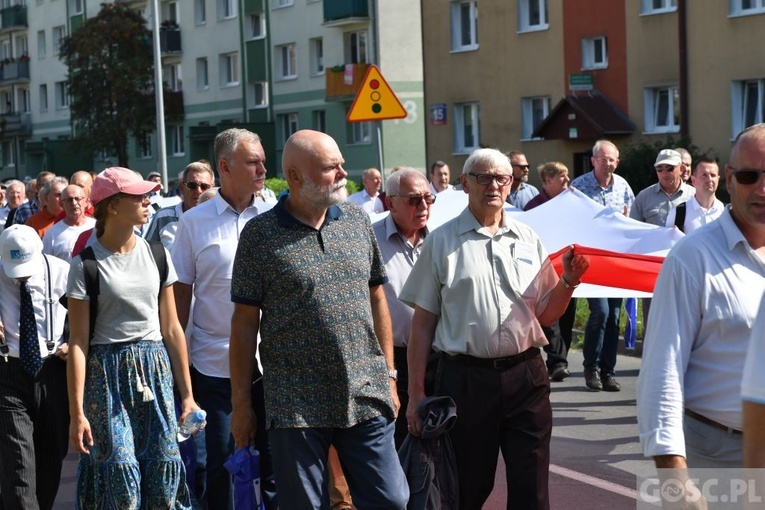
[388,369,398,381]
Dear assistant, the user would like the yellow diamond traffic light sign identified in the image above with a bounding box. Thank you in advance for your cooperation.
[347,65,407,122]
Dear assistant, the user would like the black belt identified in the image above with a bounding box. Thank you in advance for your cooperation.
[685,409,742,435]
[447,347,540,371]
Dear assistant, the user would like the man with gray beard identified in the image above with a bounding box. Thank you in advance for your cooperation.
[230,130,408,509]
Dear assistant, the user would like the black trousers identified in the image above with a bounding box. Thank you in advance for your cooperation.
[392,346,439,450]
[0,356,69,510]
[438,349,552,510]
[543,298,577,371]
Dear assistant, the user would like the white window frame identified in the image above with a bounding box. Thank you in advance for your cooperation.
[729,0,765,17]
[15,35,27,58]
[196,57,208,90]
[39,84,48,112]
[277,43,297,80]
[37,30,46,58]
[218,0,237,20]
[313,110,326,133]
[518,0,548,33]
[220,52,239,87]
[521,96,551,140]
[163,1,179,23]
[350,121,372,145]
[69,0,83,15]
[346,31,367,64]
[643,86,680,134]
[248,81,268,109]
[53,26,66,55]
[248,12,265,40]
[18,87,29,113]
[274,0,294,8]
[169,125,185,156]
[4,141,15,168]
[137,131,152,159]
[310,37,324,75]
[582,36,607,70]
[640,0,677,15]
[279,113,298,146]
[195,0,206,24]
[163,63,182,91]
[454,102,480,153]
[731,79,765,138]
[450,1,479,52]
[55,81,69,109]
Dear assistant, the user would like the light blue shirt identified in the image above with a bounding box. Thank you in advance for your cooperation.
[506,182,539,210]
[570,171,634,214]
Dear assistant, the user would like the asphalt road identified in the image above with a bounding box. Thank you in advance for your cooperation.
[54,349,654,509]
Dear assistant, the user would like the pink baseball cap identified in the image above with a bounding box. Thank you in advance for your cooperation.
[90,167,161,205]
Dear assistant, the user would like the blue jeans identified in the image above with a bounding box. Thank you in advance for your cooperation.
[191,367,277,510]
[269,415,409,510]
[582,298,622,375]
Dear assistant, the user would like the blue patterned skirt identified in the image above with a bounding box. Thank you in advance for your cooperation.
[76,340,192,509]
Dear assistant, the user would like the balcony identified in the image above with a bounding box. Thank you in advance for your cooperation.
[1,4,27,31]
[323,0,368,26]
[0,60,29,83]
[163,90,184,119]
[325,63,369,101]
[0,112,31,136]
[159,27,181,54]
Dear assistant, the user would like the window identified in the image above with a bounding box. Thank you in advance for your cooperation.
[137,131,152,159]
[218,0,236,19]
[644,86,680,133]
[450,1,478,52]
[582,37,607,70]
[3,141,15,167]
[279,113,298,145]
[55,81,69,108]
[277,44,296,80]
[163,1,179,23]
[37,30,46,58]
[454,102,480,153]
[163,63,182,91]
[518,0,548,32]
[248,12,265,39]
[275,0,294,7]
[349,121,371,145]
[310,37,324,75]
[248,81,267,108]
[18,88,29,113]
[0,40,9,61]
[732,79,765,137]
[39,84,48,112]
[196,58,208,90]
[195,0,206,24]
[220,53,239,86]
[729,0,765,16]
[168,125,185,156]
[69,0,83,15]
[346,31,367,64]
[53,26,66,54]
[313,110,326,133]
[640,0,677,14]
[15,35,27,58]
[521,96,550,140]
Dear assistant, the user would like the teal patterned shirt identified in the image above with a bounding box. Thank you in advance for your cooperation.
[232,196,394,429]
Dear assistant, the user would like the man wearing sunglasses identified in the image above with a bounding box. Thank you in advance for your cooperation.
[371,168,435,448]
[638,124,765,477]
[505,150,539,209]
[402,148,588,509]
[144,160,215,248]
[630,149,695,227]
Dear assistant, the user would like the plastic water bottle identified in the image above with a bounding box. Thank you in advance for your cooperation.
[178,409,206,442]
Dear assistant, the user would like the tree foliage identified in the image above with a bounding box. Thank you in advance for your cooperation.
[59,3,155,167]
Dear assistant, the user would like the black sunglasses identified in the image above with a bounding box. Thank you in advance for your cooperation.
[392,194,436,206]
[729,167,765,185]
[184,182,213,191]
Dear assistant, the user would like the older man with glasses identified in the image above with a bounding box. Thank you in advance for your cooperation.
[144,160,215,249]
[639,124,765,485]
[402,148,588,509]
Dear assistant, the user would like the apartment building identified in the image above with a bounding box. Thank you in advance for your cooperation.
[422,0,765,183]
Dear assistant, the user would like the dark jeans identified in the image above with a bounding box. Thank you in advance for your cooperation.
[543,298,577,371]
[582,298,622,375]
[190,367,277,510]
[438,350,552,510]
[0,356,69,510]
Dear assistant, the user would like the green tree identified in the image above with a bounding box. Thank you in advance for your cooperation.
[59,3,155,168]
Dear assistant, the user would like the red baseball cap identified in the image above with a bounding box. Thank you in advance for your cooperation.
[90,167,161,205]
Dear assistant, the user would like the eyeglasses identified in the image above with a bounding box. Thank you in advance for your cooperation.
[119,192,151,202]
[468,173,513,186]
[729,167,765,185]
[391,194,436,206]
[655,166,677,173]
[62,196,85,203]
[512,164,530,170]
[184,182,213,191]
